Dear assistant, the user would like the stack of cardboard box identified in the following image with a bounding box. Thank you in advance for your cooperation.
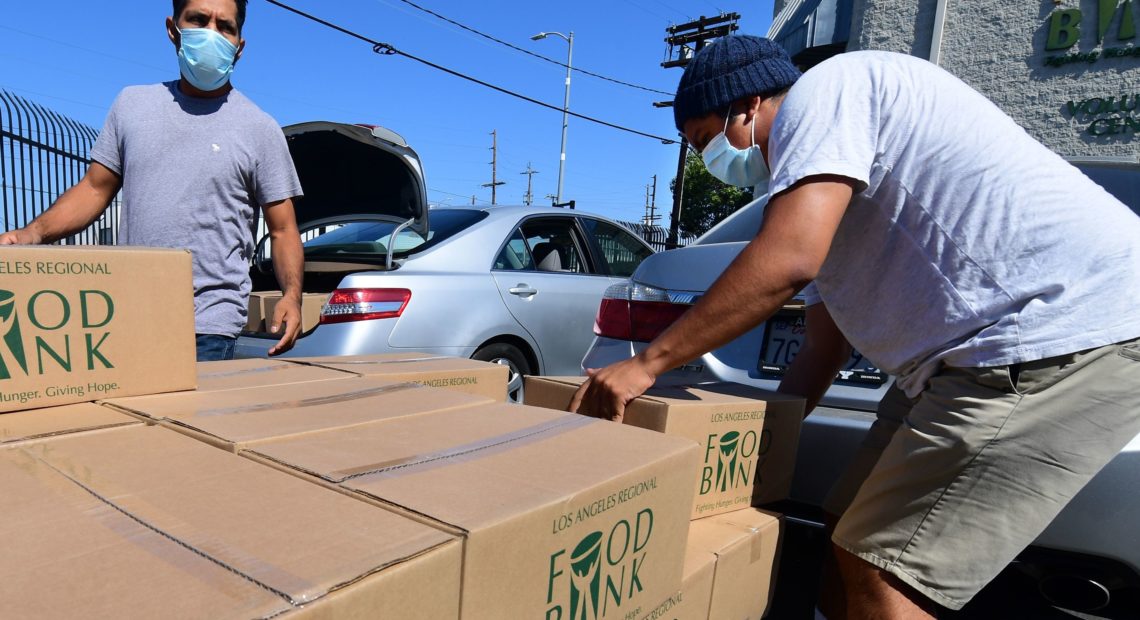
[0,246,804,618]
[525,376,806,619]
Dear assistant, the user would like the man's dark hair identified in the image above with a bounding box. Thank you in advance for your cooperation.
[172,0,248,32]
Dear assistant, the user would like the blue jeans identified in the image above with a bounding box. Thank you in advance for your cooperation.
[196,334,237,362]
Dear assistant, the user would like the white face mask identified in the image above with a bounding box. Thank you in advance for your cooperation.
[701,108,770,191]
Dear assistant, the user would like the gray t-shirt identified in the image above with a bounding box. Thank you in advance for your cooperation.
[768,52,1140,397]
[91,82,302,336]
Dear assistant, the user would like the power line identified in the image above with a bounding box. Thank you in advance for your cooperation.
[384,0,674,96]
[263,0,679,145]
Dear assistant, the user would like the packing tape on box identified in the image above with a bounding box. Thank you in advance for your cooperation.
[295,356,453,367]
[198,362,299,379]
[18,446,319,606]
[328,414,597,483]
[199,383,422,417]
[715,514,777,565]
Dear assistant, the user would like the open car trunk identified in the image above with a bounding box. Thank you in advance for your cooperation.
[245,122,429,335]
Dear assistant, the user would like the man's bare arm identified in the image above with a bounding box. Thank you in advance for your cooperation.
[0,162,121,244]
[569,175,856,420]
[263,198,304,356]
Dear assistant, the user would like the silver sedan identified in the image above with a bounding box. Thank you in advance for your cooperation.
[238,205,654,401]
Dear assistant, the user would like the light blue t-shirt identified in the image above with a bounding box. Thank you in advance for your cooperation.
[769,52,1140,397]
[91,82,302,337]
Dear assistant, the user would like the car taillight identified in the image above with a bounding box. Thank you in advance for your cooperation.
[594,282,691,343]
[320,288,411,324]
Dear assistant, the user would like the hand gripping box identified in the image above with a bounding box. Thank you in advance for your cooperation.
[686,508,783,619]
[0,246,195,412]
[103,376,492,452]
[243,402,701,620]
[524,377,805,518]
[0,401,140,447]
[245,291,281,332]
[256,292,328,333]
[194,358,353,393]
[0,425,462,619]
[290,353,510,401]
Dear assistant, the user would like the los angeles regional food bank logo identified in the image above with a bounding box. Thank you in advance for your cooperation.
[700,429,770,495]
[0,288,115,379]
[0,290,28,379]
[546,509,654,620]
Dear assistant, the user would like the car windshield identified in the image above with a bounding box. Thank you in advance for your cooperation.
[302,209,488,259]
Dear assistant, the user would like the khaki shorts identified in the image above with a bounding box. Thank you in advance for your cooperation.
[824,338,1140,610]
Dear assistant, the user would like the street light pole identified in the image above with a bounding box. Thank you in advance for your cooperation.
[532,30,573,204]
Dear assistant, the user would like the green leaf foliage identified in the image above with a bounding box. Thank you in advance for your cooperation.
[671,153,754,237]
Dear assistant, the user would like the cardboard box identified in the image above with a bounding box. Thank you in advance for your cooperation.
[687,508,783,619]
[291,353,510,401]
[639,546,716,620]
[195,358,353,392]
[302,292,328,332]
[103,376,492,452]
[524,377,805,518]
[243,292,267,332]
[0,425,461,619]
[245,291,281,332]
[257,292,326,333]
[0,245,195,413]
[0,401,140,447]
[244,402,701,620]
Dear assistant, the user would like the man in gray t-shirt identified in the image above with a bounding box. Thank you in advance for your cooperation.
[0,0,304,361]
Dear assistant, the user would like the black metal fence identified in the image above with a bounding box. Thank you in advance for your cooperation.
[0,90,118,245]
[617,220,696,252]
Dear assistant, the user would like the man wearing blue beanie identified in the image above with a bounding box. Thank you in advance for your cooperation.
[572,36,1140,618]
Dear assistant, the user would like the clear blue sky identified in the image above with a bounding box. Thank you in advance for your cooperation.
[0,0,775,224]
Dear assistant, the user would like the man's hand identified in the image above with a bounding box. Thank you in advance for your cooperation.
[0,227,43,245]
[267,295,302,356]
[568,355,657,422]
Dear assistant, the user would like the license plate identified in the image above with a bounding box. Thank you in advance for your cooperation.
[757,309,888,386]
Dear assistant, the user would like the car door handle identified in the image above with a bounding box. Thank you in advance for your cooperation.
[509,284,538,297]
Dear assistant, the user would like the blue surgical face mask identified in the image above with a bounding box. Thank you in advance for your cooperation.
[177,28,238,92]
[702,108,770,190]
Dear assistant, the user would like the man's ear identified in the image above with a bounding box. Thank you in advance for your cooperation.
[234,38,246,64]
[166,16,180,50]
[742,95,763,124]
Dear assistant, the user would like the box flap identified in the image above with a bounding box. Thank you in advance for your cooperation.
[1,425,456,619]
[249,402,699,530]
[293,354,509,400]
[105,377,491,448]
[195,358,354,392]
[0,402,139,446]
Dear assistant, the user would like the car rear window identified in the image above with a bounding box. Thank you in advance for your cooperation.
[1076,163,1140,215]
[303,209,488,259]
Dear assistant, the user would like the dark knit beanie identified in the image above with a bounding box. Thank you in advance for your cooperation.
[673,35,802,132]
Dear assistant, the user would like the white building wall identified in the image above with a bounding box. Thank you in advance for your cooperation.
[849,0,1140,159]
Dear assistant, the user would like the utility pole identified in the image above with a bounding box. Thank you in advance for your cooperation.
[659,13,740,248]
[643,174,659,226]
[482,129,506,205]
[521,163,540,206]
